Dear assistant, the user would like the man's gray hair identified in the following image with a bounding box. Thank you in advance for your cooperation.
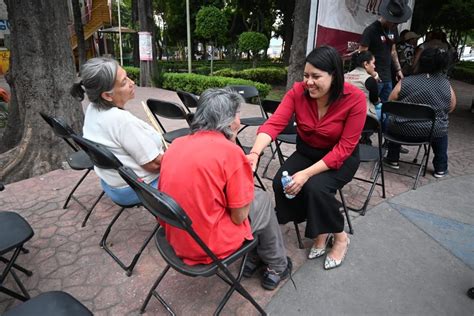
[70,57,118,110]
[191,88,244,140]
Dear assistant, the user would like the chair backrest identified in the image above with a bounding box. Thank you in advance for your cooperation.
[176,90,199,112]
[363,115,380,134]
[146,98,191,132]
[382,101,436,139]
[261,99,296,135]
[39,112,79,151]
[261,99,280,117]
[118,166,221,262]
[71,134,123,170]
[118,166,190,228]
[382,101,436,121]
[226,85,260,104]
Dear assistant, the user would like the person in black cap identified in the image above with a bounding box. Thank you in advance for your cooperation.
[359,0,412,103]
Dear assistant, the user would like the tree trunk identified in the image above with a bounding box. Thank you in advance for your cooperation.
[72,0,87,70]
[0,0,83,184]
[138,0,155,87]
[286,0,311,91]
[281,0,295,65]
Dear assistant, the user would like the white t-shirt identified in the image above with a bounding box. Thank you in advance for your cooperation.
[83,104,164,188]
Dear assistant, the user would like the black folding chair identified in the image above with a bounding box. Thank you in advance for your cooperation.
[2,291,92,316]
[260,99,297,179]
[226,85,266,134]
[118,166,266,315]
[71,135,159,276]
[382,101,436,189]
[39,112,105,227]
[146,98,192,144]
[347,115,386,215]
[0,210,34,302]
[176,90,199,113]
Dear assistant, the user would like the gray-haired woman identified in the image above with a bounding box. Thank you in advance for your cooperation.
[158,88,291,291]
[70,57,164,206]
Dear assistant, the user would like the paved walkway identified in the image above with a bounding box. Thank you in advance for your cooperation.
[0,79,473,315]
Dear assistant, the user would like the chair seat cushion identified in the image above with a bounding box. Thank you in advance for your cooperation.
[155,227,257,278]
[383,133,431,146]
[163,128,191,143]
[68,150,93,170]
[0,212,34,255]
[240,117,266,127]
[2,291,92,316]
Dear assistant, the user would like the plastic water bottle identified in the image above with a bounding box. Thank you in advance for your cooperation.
[281,171,295,199]
[375,102,382,121]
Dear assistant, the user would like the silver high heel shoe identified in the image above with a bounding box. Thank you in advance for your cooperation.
[324,237,350,270]
[308,233,333,259]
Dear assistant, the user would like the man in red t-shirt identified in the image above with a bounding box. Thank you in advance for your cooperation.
[159,88,291,290]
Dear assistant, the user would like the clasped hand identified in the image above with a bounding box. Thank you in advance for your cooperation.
[284,171,309,196]
[246,154,259,172]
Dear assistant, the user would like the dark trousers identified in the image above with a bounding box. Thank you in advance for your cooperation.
[387,134,448,172]
[272,139,359,239]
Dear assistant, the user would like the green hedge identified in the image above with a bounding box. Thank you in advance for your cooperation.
[451,61,474,84]
[213,67,287,85]
[162,73,272,98]
[123,66,140,83]
[159,60,284,72]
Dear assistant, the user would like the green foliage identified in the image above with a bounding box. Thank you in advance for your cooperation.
[214,67,287,85]
[152,62,166,87]
[238,32,269,55]
[451,62,474,84]
[195,6,227,42]
[158,60,284,72]
[124,66,140,84]
[162,73,272,98]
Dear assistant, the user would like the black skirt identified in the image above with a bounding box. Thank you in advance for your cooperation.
[272,137,359,239]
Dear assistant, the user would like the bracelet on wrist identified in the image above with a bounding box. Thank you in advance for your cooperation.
[250,151,260,157]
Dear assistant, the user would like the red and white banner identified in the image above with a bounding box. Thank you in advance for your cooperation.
[312,0,415,55]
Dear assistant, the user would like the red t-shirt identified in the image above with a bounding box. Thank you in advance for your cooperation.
[258,81,366,169]
[158,131,254,265]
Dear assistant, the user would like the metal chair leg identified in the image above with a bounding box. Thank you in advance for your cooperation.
[100,207,158,276]
[294,222,305,249]
[81,191,105,227]
[339,190,353,235]
[0,247,31,301]
[140,265,173,314]
[63,169,91,209]
[0,256,33,276]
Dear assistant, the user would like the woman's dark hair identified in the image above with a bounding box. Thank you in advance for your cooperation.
[417,47,449,74]
[350,50,374,70]
[305,45,344,105]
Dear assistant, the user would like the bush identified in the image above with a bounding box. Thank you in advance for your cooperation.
[124,66,140,84]
[162,73,272,98]
[238,32,268,56]
[214,67,287,85]
[159,60,285,72]
[451,61,474,84]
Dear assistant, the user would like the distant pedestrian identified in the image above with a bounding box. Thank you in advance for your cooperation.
[359,0,413,102]
[384,47,457,178]
[397,31,420,76]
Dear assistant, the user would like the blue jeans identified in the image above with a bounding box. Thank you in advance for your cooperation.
[387,134,448,172]
[100,177,159,206]
[377,81,393,103]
